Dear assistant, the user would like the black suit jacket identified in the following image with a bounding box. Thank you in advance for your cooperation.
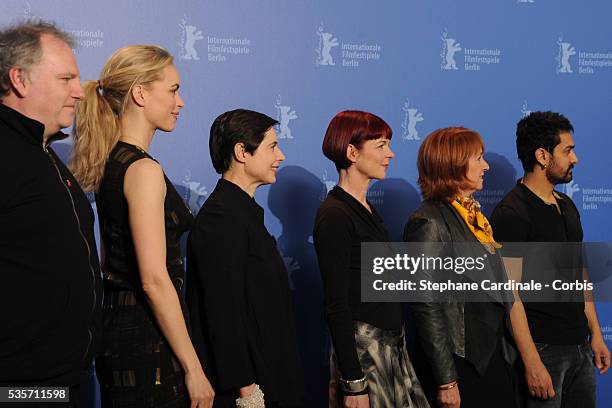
[186,179,303,407]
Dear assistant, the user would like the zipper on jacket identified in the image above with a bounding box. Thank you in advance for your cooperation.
[43,143,97,362]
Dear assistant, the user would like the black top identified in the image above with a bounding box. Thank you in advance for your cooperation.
[96,141,193,292]
[313,186,402,381]
[491,180,588,345]
[0,103,102,385]
[186,179,303,407]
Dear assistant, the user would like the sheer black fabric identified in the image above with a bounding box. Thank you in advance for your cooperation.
[95,141,194,407]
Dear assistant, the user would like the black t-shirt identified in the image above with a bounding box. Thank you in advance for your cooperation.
[313,186,402,380]
[490,180,588,345]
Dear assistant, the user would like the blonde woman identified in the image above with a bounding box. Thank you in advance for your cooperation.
[71,45,214,407]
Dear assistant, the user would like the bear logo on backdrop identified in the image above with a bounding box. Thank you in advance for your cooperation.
[401,98,424,141]
[321,171,336,195]
[179,15,204,61]
[441,29,462,70]
[556,35,576,74]
[440,28,502,71]
[23,2,39,19]
[183,171,208,213]
[275,95,298,139]
[554,33,612,75]
[521,101,533,118]
[315,22,381,68]
[316,23,339,66]
[565,178,612,212]
[564,180,580,200]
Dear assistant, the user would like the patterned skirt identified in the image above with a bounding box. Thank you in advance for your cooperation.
[329,321,430,408]
[96,286,187,408]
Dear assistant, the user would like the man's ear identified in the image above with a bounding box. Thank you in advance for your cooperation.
[233,142,248,164]
[131,84,146,107]
[534,147,549,169]
[8,67,28,98]
[346,143,359,165]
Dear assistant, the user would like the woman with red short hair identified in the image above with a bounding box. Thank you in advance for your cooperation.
[314,111,430,408]
[404,127,517,408]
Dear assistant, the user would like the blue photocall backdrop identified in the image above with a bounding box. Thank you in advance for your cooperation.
[1,0,610,405]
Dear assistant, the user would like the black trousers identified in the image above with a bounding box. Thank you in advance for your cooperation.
[453,343,518,408]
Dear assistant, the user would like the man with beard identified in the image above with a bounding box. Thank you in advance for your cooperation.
[491,111,609,408]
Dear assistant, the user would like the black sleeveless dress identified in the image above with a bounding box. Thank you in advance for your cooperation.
[95,141,194,407]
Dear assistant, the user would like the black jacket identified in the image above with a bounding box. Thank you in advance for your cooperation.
[403,199,514,386]
[0,103,102,385]
[313,186,402,381]
[186,179,303,407]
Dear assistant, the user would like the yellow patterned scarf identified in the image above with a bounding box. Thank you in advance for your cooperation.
[451,196,501,253]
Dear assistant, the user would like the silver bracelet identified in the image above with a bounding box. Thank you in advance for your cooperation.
[339,375,368,393]
[235,384,265,408]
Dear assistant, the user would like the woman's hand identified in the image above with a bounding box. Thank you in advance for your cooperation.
[236,384,265,408]
[343,394,369,408]
[239,383,257,398]
[185,368,215,408]
[437,383,460,408]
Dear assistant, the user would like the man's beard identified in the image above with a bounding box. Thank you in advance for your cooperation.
[546,159,574,185]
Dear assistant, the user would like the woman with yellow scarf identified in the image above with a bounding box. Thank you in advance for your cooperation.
[404,127,518,408]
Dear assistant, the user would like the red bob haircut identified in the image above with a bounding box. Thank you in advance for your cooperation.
[417,127,484,201]
[322,110,392,170]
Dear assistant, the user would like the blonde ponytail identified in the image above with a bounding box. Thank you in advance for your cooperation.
[70,45,173,192]
[70,80,119,192]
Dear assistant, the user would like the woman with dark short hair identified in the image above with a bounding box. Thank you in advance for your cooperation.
[403,127,517,408]
[313,111,430,408]
[186,109,303,408]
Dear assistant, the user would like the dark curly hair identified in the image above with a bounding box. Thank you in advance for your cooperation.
[516,111,574,172]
